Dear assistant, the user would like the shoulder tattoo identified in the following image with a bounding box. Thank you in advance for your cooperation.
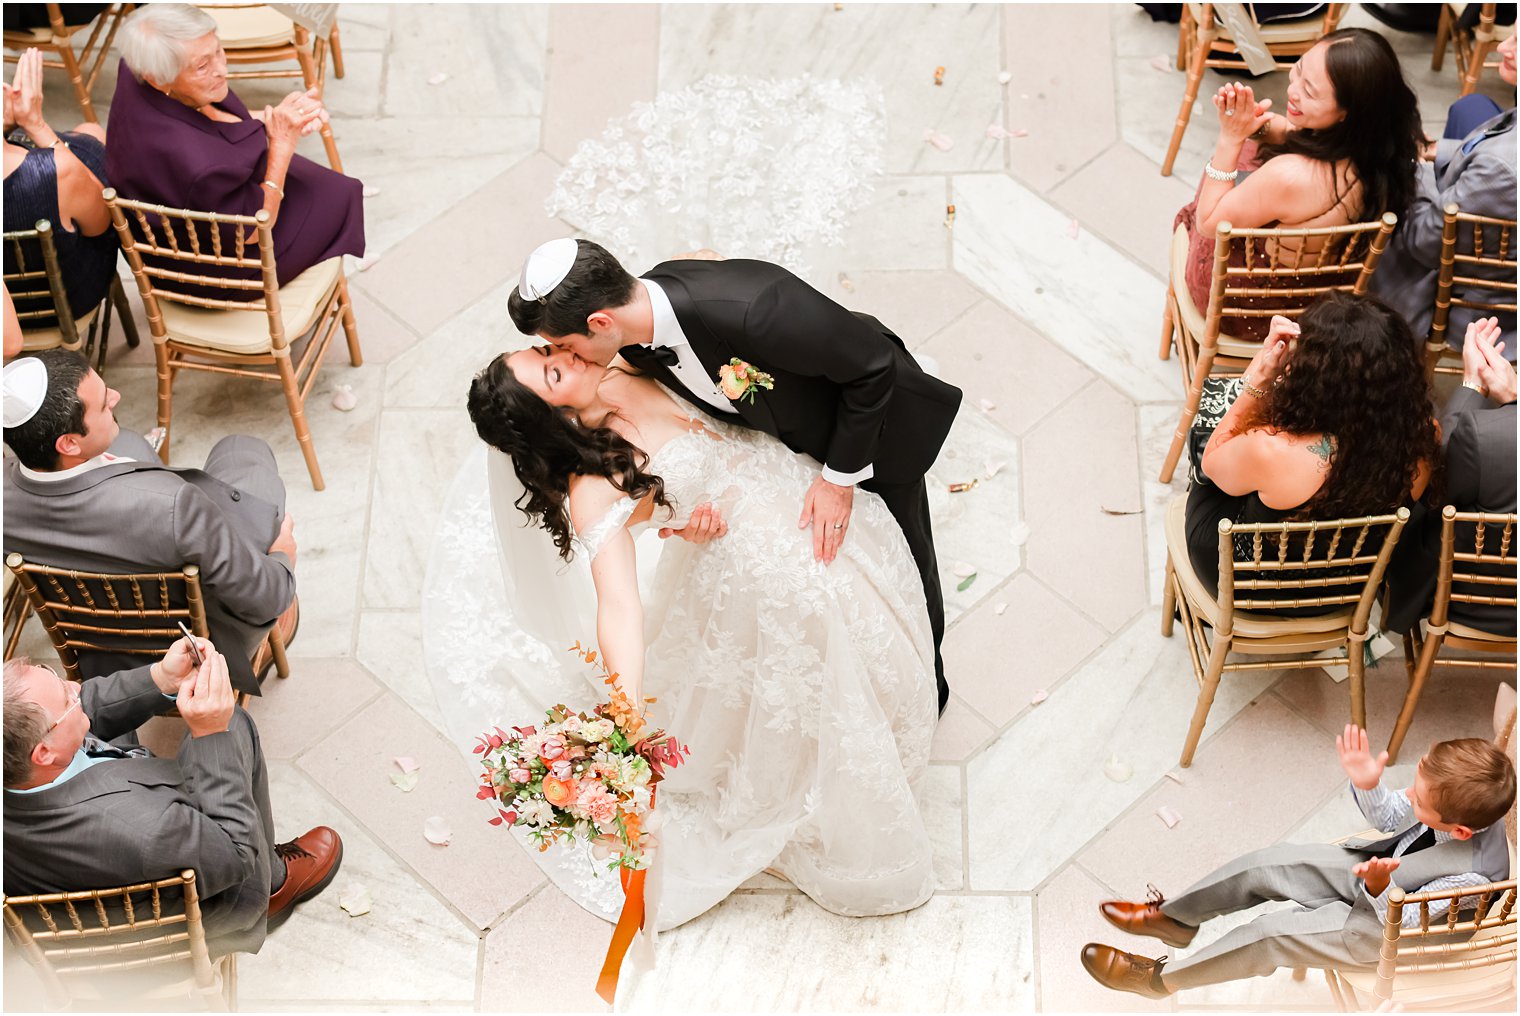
[1308,434,1334,465]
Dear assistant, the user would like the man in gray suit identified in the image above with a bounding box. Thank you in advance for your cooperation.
[1372,34,1517,357]
[1080,727,1513,997]
[2,640,341,956]
[1384,316,1518,637]
[2,350,297,696]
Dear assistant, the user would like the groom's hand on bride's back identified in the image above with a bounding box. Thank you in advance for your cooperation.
[660,501,728,543]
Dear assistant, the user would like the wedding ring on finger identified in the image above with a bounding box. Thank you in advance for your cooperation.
[833,523,844,529]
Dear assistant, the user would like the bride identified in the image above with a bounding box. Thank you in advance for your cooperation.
[465,338,939,929]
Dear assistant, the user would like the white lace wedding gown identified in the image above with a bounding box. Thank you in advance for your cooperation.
[536,387,938,930]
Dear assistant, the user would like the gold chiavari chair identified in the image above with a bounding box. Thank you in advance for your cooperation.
[1,3,132,124]
[1157,213,1397,484]
[1426,204,1517,380]
[1162,2,1349,176]
[4,219,140,369]
[196,3,344,172]
[1162,497,1409,767]
[1386,509,1517,762]
[104,189,361,491]
[3,870,235,1011]
[1326,879,1517,1011]
[1433,3,1515,97]
[4,554,289,703]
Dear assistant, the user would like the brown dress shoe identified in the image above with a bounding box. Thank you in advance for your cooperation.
[1099,888,1198,948]
[267,825,341,929]
[1080,943,1173,999]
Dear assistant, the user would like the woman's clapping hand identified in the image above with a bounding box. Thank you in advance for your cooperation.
[1214,81,1273,143]
[3,48,48,135]
[262,86,329,148]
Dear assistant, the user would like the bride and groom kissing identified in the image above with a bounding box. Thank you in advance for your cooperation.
[466,237,963,927]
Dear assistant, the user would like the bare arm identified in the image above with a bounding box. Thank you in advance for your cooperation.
[568,476,649,702]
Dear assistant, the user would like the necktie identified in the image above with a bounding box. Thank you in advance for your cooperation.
[623,343,680,369]
[1399,826,1438,857]
[83,735,150,760]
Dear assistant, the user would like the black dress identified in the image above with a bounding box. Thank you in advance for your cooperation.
[1185,480,1382,618]
[3,131,119,324]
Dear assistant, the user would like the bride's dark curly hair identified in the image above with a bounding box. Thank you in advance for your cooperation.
[467,355,670,561]
[1243,291,1438,520]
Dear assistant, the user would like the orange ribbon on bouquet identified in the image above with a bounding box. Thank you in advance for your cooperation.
[595,788,656,1005]
[594,864,647,1004]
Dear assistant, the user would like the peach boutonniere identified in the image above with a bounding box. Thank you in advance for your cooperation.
[717,358,775,404]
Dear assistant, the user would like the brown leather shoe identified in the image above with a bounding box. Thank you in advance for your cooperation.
[1080,943,1173,999]
[267,825,341,929]
[1099,887,1198,948]
[251,595,300,683]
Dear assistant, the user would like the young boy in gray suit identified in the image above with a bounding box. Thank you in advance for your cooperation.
[1082,726,1515,997]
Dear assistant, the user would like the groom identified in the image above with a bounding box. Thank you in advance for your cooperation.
[507,238,962,713]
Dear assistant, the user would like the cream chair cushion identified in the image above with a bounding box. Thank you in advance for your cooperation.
[201,4,296,49]
[160,257,342,355]
[1165,495,1356,639]
[19,304,98,352]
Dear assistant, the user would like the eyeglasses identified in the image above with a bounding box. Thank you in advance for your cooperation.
[39,667,82,735]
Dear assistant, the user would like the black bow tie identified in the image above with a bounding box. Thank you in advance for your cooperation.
[622,343,680,368]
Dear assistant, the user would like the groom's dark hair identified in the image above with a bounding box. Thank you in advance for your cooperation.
[507,239,639,338]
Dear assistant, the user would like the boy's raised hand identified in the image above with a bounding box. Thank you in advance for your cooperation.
[1336,724,1388,791]
[1353,856,1400,898]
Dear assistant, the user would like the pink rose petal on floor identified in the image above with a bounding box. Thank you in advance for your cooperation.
[978,397,997,411]
[1150,54,1173,72]
[924,128,954,151]
[427,72,449,86]
[1157,806,1183,829]
[423,816,451,845]
[1029,689,1049,705]
[394,756,420,774]
[1010,128,1029,138]
[986,124,1012,140]
[1067,218,1081,240]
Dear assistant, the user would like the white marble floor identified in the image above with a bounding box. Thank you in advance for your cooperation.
[5,4,1514,1014]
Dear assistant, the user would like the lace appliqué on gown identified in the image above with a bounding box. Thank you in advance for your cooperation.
[545,74,886,276]
[557,388,938,928]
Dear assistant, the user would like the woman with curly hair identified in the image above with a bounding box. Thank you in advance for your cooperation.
[1174,27,1423,340]
[1186,292,1438,607]
[465,341,936,929]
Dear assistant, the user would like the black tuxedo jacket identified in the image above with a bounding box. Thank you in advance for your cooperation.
[623,259,962,487]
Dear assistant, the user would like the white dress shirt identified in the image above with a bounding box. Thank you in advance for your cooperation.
[1350,782,1493,928]
[639,278,872,487]
[17,451,135,483]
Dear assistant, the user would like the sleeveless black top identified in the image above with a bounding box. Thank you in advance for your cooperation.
[3,131,119,324]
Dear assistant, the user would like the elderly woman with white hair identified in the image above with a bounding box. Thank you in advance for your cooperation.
[104,3,363,300]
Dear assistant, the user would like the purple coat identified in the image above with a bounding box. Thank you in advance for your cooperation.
[105,63,364,300]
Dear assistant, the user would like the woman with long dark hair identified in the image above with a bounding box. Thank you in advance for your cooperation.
[1174,27,1423,340]
[466,344,937,929]
[1185,291,1438,602]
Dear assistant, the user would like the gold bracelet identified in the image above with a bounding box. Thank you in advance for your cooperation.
[1240,376,1271,399]
[261,178,284,198]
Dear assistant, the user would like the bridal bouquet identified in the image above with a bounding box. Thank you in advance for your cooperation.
[475,644,689,872]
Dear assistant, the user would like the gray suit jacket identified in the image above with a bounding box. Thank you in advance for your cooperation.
[1383,387,1517,635]
[2,431,291,694]
[2,666,272,957]
[1372,108,1517,354]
